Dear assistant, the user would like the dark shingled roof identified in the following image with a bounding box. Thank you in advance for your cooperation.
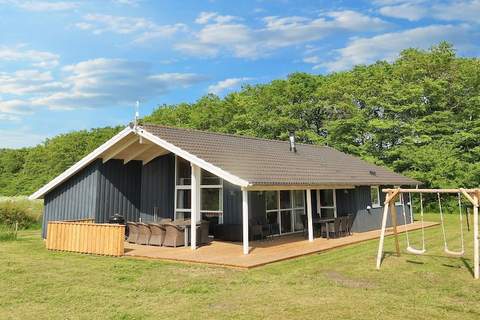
[141,124,420,187]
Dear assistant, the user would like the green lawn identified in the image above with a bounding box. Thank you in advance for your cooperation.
[1,214,480,320]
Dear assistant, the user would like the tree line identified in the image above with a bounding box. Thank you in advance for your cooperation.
[1,43,479,196]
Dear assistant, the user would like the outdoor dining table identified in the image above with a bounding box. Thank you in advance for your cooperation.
[312,217,335,239]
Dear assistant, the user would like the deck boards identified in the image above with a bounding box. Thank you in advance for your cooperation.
[124,221,438,268]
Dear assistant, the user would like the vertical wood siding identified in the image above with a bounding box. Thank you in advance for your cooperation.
[95,159,142,223]
[140,153,175,221]
[348,185,412,232]
[249,191,266,223]
[223,181,242,224]
[222,183,266,224]
[42,161,99,238]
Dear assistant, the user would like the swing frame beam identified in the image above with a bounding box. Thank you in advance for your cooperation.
[376,187,480,279]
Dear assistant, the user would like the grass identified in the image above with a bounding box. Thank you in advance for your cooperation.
[1,213,480,320]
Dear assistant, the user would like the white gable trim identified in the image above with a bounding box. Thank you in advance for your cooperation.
[29,125,249,200]
[29,127,134,200]
[136,127,249,187]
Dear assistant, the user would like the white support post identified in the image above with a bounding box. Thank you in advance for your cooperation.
[376,198,390,270]
[190,164,200,250]
[306,189,314,242]
[474,193,479,279]
[242,188,249,255]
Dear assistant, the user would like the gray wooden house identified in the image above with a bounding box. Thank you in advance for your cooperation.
[31,124,419,254]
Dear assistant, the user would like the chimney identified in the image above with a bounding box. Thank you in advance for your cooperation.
[289,131,297,153]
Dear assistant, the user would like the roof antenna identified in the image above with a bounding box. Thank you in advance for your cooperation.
[134,100,140,128]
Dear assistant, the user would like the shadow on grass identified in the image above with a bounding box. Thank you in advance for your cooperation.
[460,257,474,277]
[406,260,424,265]
[380,251,402,264]
[382,250,474,276]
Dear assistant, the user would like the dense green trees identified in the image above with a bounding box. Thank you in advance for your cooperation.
[1,43,479,196]
[0,127,120,195]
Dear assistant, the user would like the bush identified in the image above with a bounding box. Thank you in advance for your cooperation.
[0,201,38,229]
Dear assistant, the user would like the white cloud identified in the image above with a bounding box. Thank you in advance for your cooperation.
[33,58,206,110]
[431,0,480,23]
[0,45,59,68]
[75,14,187,43]
[303,56,321,64]
[208,77,252,95]
[0,54,206,119]
[377,0,480,23]
[1,0,78,11]
[0,99,34,117]
[321,24,477,72]
[0,69,67,95]
[176,10,389,58]
[195,11,238,24]
[195,12,218,24]
[0,113,20,121]
[379,3,428,21]
[173,42,219,57]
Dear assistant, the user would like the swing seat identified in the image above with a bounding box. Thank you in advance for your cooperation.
[444,248,464,257]
[406,246,426,255]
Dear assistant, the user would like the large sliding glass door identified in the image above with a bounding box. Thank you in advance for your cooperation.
[265,190,305,235]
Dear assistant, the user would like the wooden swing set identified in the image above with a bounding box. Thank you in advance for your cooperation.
[376,188,480,279]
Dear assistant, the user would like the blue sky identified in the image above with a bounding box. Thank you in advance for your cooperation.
[1,0,480,148]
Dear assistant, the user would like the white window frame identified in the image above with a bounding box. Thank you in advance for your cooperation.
[265,190,305,235]
[316,189,337,218]
[174,155,224,223]
[370,186,381,208]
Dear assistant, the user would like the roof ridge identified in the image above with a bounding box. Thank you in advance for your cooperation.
[141,123,328,148]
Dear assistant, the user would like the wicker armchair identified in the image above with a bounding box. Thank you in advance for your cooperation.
[136,222,151,245]
[339,216,348,237]
[327,218,342,238]
[126,222,139,243]
[158,218,172,224]
[148,223,166,246]
[163,224,185,247]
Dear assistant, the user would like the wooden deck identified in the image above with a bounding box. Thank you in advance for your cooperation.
[124,221,438,269]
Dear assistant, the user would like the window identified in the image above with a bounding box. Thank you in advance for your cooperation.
[176,189,191,210]
[176,157,191,186]
[320,190,334,207]
[174,156,223,222]
[265,190,305,235]
[317,189,337,218]
[292,190,305,208]
[201,188,222,212]
[201,169,221,186]
[265,191,278,211]
[280,190,291,209]
[371,186,381,207]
